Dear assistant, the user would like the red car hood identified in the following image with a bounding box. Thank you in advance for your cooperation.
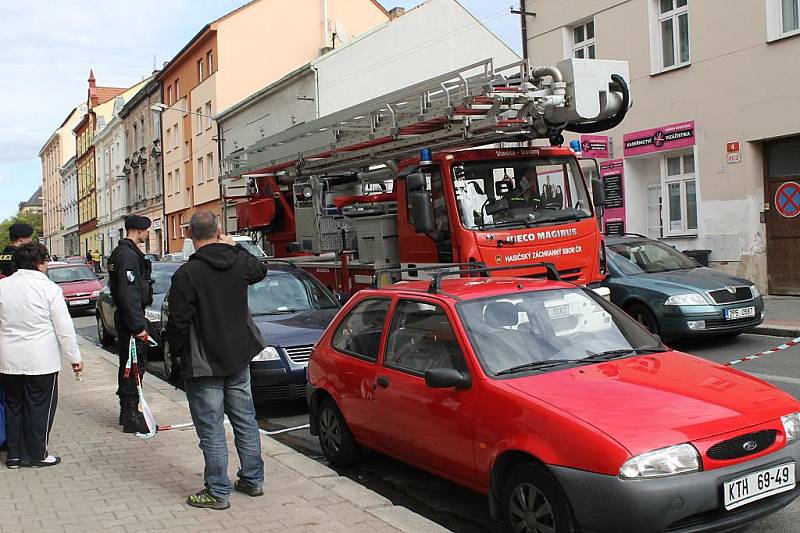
[505,351,800,455]
[58,279,102,296]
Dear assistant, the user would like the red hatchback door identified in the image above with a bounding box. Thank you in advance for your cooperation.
[322,297,391,444]
[372,297,478,486]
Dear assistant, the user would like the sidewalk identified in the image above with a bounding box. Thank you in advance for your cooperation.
[0,337,449,533]
[754,295,800,337]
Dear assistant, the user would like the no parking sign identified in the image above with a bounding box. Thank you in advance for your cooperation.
[775,182,800,218]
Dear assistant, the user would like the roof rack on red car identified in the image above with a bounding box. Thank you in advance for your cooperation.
[374,262,486,289]
[428,262,561,293]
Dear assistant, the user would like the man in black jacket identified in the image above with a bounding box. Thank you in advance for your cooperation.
[166,211,268,510]
[108,215,153,433]
[0,223,34,277]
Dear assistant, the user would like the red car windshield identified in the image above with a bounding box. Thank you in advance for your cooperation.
[457,288,663,377]
[47,266,96,284]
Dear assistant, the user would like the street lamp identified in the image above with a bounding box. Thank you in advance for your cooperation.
[150,102,229,232]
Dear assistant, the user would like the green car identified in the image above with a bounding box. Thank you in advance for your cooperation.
[602,235,764,342]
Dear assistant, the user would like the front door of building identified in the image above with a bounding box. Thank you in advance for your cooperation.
[765,137,800,295]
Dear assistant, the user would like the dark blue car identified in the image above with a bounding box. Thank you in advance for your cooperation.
[602,235,764,342]
[162,263,341,402]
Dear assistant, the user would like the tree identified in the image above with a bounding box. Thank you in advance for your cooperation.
[0,211,44,250]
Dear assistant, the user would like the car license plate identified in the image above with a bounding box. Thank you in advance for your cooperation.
[69,299,90,306]
[723,463,796,510]
[725,306,755,321]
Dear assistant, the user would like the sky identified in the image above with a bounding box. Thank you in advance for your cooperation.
[0,0,521,220]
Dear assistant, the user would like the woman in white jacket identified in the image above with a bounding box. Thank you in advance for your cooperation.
[0,243,83,468]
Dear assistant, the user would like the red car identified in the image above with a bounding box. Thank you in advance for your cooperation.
[307,265,800,533]
[47,263,104,314]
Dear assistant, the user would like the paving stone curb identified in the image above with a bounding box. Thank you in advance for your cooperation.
[76,336,450,533]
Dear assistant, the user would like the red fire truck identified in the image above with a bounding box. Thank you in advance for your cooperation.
[222,58,631,295]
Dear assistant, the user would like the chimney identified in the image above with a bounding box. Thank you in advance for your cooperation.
[88,69,99,108]
[388,7,405,19]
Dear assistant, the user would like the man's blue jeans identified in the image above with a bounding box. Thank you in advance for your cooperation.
[185,366,264,502]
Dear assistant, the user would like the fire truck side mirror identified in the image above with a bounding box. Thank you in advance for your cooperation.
[591,178,605,210]
[407,173,436,234]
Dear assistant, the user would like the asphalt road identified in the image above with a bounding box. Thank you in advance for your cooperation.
[72,313,800,532]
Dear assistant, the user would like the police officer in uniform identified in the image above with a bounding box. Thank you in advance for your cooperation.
[0,223,34,277]
[107,215,154,433]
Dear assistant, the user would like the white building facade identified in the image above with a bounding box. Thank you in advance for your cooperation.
[525,0,800,294]
[94,97,129,259]
[60,156,80,257]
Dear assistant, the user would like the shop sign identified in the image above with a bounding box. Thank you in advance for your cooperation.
[600,159,625,235]
[153,218,162,230]
[580,135,610,159]
[623,121,695,157]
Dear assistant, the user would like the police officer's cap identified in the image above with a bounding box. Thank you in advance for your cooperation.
[125,215,152,230]
[9,223,33,240]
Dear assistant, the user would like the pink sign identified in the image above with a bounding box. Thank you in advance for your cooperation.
[623,120,695,157]
[580,135,610,158]
[600,159,625,235]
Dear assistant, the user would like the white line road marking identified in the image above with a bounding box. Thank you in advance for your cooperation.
[748,372,800,386]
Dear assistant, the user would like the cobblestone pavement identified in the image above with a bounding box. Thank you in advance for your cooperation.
[0,337,448,533]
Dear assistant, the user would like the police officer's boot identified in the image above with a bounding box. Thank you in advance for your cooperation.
[118,399,125,426]
[122,398,149,434]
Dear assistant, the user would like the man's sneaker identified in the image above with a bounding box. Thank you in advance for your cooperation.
[234,480,264,497]
[5,459,21,469]
[29,455,61,468]
[187,489,230,510]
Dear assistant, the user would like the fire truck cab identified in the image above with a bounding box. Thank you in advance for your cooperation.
[223,58,630,296]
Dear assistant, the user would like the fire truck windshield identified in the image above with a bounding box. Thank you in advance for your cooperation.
[452,157,593,231]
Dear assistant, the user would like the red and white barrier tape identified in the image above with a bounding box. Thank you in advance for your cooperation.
[724,336,800,366]
[155,419,309,436]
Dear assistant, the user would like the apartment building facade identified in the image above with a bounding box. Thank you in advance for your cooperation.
[119,75,165,256]
[74,71,146,256]
[60,155,79,256]
[95,97,129,259]
[39,105,83,258]
[526,0,800,294]
[158,0,389,252]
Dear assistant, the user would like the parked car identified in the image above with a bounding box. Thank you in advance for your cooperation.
[181,236,267,259]
[162,262,340,402]
[95,262,181,357]
[161,253,185,263]
[601,234,764,342]
[46,263,104,315]
[143,253,161,263]
[64,255,90,265]
[307,272,800,533]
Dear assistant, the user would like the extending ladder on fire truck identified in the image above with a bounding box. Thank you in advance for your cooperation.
[222,57,629,183]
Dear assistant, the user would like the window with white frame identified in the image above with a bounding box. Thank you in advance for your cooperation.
[196,108,203,134]
[197,157,204,183]
[571,20,596,58]
[205,102,213,129]
[206,153,214,182]
[167,171,173,195]
[768,0,800,40]
[175,168,181,192]
[173,123,179,149]
[651,0,690,72]
[661,151,698,236]
[165,128,171,152]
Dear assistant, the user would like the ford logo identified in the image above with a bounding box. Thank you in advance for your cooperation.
[742,440,758,452]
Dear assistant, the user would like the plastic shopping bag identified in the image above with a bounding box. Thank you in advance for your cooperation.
[126,337,157,439]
